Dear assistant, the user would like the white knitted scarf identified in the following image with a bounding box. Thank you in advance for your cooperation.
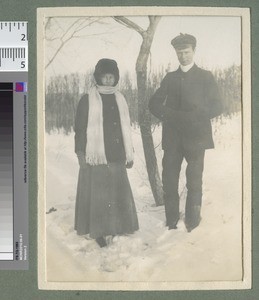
[86,84,134,165]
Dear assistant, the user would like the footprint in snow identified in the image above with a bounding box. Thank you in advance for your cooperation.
[46,207,57,214]
[99,251,127,273]
[98,236,149,272]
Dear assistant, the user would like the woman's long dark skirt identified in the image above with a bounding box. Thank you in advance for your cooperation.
[74,162,139,239]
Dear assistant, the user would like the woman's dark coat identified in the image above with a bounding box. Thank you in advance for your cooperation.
[74,93,126,162]
[74,92,139,238]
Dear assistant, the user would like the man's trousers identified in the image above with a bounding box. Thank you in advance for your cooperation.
[162,142,205,230]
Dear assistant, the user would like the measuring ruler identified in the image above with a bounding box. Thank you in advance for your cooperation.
[0,21,28,270]
[0,22,28,71]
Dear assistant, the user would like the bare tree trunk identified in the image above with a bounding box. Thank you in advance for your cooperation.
[136,17,163,206]
[137,71,163,205]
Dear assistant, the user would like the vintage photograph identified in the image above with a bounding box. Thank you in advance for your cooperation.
[37,7,251,290]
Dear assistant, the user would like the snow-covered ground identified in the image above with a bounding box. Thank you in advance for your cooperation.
[45,114,242,283]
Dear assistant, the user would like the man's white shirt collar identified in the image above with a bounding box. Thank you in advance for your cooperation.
[180,62,194,72]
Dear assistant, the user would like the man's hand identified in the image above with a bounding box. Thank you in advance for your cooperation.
[126,160,134,169]
[77,152,87,169]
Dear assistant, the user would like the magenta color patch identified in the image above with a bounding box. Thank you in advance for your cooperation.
[15,82,27,92]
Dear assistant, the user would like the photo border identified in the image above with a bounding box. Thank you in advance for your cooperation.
[37,6,251,291]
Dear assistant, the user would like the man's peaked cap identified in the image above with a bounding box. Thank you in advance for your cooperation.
[171,33,197,49]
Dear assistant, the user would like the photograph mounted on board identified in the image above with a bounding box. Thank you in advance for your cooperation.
[37,6,251,290]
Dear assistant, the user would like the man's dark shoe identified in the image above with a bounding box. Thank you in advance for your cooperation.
[168,225,177,230]
[95,237,107,248]
[168,222,178,230]
[185,205,201,232]
[185,216,202,232]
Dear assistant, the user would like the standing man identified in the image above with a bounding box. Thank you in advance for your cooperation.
[149,33,222,232]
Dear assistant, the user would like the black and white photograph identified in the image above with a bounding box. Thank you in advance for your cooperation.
[37,7,251,290]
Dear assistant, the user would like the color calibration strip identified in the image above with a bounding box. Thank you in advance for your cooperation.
[0,74,28,270]
[0,20,28,270]
[0,83,13,261]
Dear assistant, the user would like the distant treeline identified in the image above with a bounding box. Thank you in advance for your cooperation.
[45,65,241,133]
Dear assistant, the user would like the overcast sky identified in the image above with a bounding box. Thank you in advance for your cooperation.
[45,15,241,79]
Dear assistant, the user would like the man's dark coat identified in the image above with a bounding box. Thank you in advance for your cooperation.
[149,64,222,151]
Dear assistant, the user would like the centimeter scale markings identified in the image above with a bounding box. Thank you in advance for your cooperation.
[0,22,28,43]
[0,48,26,66]
[0,22,27,32]
[0,22,28,72]
[0,21,28,270]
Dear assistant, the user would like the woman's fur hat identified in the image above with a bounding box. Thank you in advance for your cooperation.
[93,58,120,86]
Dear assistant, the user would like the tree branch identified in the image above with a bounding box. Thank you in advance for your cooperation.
[45,17,104,69]
[113,16,145,36]
[72,31,118,39]
[44,17,52,31]
[60,18,83,42]
[72,18,102,34]
[45,40,65,69]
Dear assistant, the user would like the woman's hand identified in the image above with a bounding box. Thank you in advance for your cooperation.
[77,152,87,169]
[126,160,134,169]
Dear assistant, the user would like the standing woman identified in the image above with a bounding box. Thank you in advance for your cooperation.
[74,58,139,248]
